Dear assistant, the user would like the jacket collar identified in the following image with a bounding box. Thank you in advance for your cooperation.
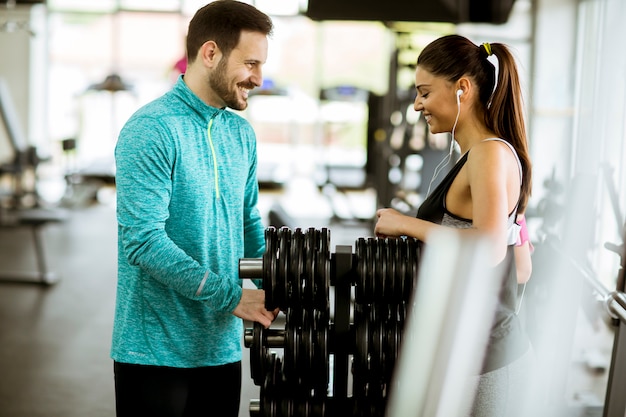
[173,75,223,122]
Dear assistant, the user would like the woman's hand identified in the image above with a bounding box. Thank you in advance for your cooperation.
[374,208,409,238]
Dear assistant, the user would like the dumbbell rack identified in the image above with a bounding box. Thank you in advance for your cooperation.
[239,226,422,417]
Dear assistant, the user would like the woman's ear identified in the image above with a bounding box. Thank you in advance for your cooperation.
[456,77,472,101]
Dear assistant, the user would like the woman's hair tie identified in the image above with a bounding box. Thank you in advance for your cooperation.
[481,42,493,57]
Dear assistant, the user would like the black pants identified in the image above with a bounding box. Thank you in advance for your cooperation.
[114,361,242,417]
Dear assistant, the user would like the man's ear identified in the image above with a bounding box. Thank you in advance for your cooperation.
[199,40,220,68]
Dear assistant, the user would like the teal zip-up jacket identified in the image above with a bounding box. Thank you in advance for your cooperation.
[111,76,265,367]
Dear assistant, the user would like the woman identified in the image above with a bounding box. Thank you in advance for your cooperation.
[515,213,533,285]
[375,35,533,416]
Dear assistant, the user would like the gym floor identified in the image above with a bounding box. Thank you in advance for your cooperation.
[0,192,119,417]
[0,184,372,417]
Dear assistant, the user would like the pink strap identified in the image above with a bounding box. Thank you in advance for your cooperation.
[516,215,534,252]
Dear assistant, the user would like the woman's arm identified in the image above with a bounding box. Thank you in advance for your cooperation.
[465,141,520,261]
[515,242,533,284]
[374,207,441,241]
[514,214,533,284]
[374,141,520,266]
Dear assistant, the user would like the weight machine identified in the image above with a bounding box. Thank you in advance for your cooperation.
[239,226,421,417]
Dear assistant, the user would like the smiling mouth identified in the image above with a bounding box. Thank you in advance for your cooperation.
[238,87,250,99]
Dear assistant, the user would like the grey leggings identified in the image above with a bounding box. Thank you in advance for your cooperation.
[469,347,535,417]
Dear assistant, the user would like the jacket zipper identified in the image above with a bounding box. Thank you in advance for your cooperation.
[207,116,220,199]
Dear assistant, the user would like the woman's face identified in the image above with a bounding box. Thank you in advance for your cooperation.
[413,66,458,134]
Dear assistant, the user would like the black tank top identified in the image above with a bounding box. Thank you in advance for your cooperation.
[417,146,529,373]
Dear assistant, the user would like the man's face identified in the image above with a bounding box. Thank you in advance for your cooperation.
[210,30,268,110]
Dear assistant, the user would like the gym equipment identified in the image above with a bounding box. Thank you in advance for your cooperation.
[0,77,67,285]
[305,0,517,25]
[239,226,421,417]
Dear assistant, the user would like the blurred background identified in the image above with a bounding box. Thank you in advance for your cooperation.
[1,0,626,416]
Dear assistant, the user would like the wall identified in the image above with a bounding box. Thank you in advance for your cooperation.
[0,4,47,150]
[530,0,626,287]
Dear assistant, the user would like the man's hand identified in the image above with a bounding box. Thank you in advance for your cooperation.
[233,288,278,328]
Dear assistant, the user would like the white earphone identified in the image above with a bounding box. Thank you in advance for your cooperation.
[456,89,463,105]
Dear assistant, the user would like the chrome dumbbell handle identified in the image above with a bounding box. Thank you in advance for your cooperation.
[239,258,263,279]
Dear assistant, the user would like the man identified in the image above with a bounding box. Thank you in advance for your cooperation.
[111,2,276,416]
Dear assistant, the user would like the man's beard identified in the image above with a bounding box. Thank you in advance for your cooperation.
[209,58,249,111]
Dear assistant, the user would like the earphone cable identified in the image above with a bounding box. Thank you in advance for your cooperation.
[426,99,461,196]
